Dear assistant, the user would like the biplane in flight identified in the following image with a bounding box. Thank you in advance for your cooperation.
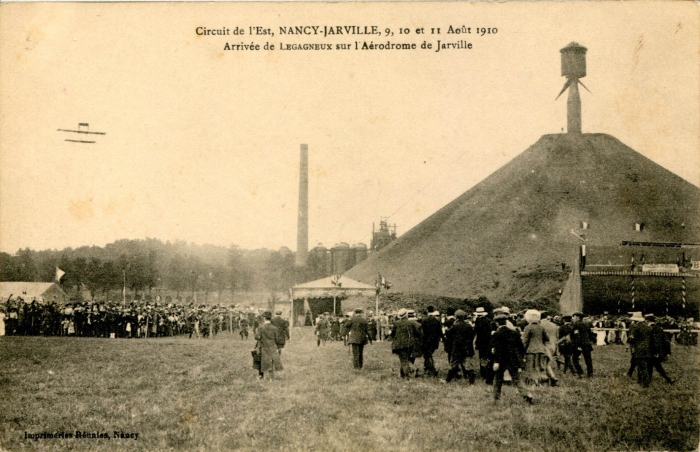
[57,123,106,143]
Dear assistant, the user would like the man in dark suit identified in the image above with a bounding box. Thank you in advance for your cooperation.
[646,314,674,385]
[474,307,494,383]
[344,308,372,369]
[255,311,283,380]
[270,310,290,355]
[392,308,421,378]
[367,312,378,342]
[443,307,456,363]
[570,312,594,377]
[557,315,576,373]
[628,312,652,386]
[420,306,443,377]
[444,310,477,384]
[491,314,533,404]
[492,313,533,404]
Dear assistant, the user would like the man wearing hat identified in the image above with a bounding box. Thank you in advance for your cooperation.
[493,306,516,330]
[271,310,290,354]
[474,307,493,383]
[492,312,533,404]
[420,306,443,377]
[239,315,249,340]
[570,312,594,377]
[392,308,422,378]
[627,311,651,386]
[442,307,457,362]
[646,314,674,385]
[367,311,378,342]
[540,311,559,385]
[444,310,477,384]
[557,315,575,374]
[314,313,329,347]
[255,311,283,380]
[344,308,372,369]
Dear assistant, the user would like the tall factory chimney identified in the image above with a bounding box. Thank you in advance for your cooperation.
[295,144,309,267]
[556,42,589,133]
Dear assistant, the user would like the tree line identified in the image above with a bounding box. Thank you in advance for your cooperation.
[0,238,322,301]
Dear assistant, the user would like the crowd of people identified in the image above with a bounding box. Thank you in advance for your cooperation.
[0,296,266,340]
[309,305,699,404]
[2,294,698,402]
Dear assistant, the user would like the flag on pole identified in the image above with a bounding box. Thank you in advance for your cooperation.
[380,274,392,290]
[55,267,65,282]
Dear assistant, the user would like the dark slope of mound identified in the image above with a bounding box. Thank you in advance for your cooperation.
[346,133,699,301]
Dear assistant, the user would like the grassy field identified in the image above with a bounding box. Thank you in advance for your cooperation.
[1,329,698,452]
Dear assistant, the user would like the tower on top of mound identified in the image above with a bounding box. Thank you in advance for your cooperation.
[557,42,590,133]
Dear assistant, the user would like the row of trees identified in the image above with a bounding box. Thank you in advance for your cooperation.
[0,239,315,301]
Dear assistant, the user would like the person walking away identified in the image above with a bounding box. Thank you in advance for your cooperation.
[627,312,651,387]
[558,315,575,373]
[492,313,533,404]
[406,310,424,376]
[270,310,290,354]
[540,311,559,385]
[474,307,493,383]
[239,317,248,340]
[444,310,477,384]
[254,311,283,380]
[570,312,594,377]
[367,311,378,342]
[345,308,372,369]
[379,312,389,341]
[330,315,340,341]
[522,310,556,386]
[625,312,645,378]
[392,309,421,378]
[339,314,349,346]
[646,314,674,384]
[420,306,443,377]
[315,314,329,347]
[443,307,457,363]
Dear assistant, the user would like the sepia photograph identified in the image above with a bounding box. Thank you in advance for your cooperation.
[0,1,698,451]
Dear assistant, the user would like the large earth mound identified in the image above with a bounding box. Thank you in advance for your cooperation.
[346,133,700,303]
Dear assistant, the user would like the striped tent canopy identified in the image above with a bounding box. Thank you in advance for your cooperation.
[291,275,377,300]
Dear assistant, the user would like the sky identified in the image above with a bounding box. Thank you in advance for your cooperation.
[1,2,698,254]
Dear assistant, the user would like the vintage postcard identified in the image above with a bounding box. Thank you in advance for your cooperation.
[1,2,698,451]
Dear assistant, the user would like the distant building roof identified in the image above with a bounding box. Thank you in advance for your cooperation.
[0,282,68,302]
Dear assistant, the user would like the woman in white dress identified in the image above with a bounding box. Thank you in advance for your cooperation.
[594,319,607,346]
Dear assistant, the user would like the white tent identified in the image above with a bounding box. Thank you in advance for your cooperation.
[290,276,377,326]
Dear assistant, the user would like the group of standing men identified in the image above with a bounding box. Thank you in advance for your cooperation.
[384,305,536,402]
[627,312,674,387]
[253,304,678,399]
[387,306,597,404]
